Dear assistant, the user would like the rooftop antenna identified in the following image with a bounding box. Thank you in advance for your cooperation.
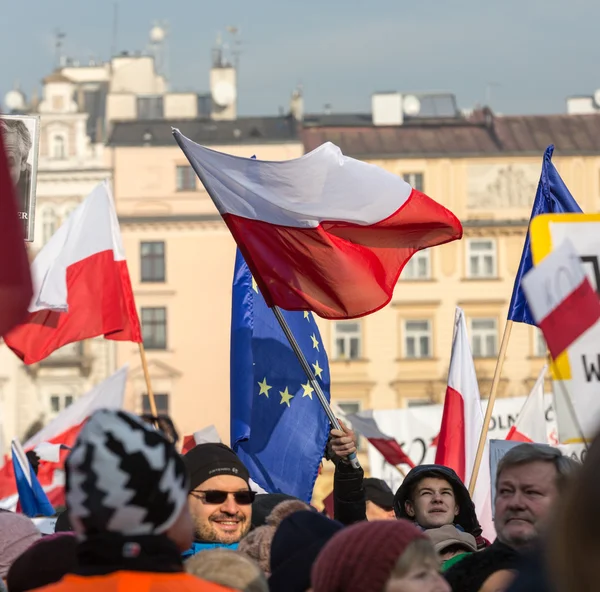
[225,25,241,71]
[54,29,66,68]
[110,2,119,59]
[149,21,170,84]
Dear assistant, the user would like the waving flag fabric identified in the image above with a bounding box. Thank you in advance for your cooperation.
[230,250,330,502]
[174,130,462,319]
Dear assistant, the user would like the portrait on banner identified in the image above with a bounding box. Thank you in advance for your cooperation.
[0,114,40,241]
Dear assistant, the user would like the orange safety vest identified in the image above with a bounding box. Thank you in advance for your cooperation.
[32,571,234,592]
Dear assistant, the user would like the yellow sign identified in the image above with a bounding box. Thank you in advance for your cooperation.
[530,213,600,381]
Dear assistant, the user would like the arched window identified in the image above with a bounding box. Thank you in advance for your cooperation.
[52,134,66,159]
[42,208,57,244]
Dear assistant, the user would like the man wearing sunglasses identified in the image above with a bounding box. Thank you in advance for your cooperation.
[183,442,254,558]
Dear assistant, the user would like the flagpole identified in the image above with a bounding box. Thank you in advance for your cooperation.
[468,320,513,496]
[138,342,158,417]
[271,306,361,470]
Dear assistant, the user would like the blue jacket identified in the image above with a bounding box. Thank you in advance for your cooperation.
[182,541,239,559]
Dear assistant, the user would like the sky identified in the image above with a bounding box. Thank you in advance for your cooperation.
[1,0,598,117]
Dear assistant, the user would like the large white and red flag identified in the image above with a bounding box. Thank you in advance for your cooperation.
[173,130,462,319]
[0,365,128,505]
[5,181,141,364]
[507,366,548,444]
[435,307,494,540]
[346,411,415,468]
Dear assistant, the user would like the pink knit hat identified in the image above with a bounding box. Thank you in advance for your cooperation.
[311,519,427,592]
[0,511,41,578]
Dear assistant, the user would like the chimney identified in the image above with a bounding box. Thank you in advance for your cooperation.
[290,86,304,121]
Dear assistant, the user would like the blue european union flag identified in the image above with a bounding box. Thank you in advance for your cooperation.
[230,249,330,502]
[507,145,582,325]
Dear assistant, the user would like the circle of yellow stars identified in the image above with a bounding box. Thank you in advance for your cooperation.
[253,307,324,409]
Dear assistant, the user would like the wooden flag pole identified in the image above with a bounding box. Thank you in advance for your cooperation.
[393,464,407,478]
[468,319,513,496]
[138,342,158,417]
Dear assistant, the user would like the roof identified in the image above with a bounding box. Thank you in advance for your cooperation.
[108,116,300,147]
[43,71,72,84]
[302,109,600,158]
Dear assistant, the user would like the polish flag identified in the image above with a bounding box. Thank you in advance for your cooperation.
[346,411,415,468]
[0,120,33,336]
[523,238,600,360]
[507,366,548,444]
[182,425,221,454]
[436,307,494,540]
[173,130,462,319]
[0,366,128,502]
[5,181,142,364]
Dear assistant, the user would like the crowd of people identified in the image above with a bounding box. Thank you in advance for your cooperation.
[0,408,591,592]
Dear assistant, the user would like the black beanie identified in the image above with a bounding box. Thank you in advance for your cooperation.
[252,493,298,528]
[269,510,343,592]
[184,442,250,491]
[364,478,394,509]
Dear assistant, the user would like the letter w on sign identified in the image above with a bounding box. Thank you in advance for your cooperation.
[522,239,600,359]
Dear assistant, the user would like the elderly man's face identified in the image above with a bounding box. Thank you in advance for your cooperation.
[3,130,25,185]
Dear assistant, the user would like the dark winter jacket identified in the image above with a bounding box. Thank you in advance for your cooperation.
[393,464,482,539]
[444,539,521,592]
[333,461,366,525]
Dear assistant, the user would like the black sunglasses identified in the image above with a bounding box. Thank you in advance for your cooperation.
[190,490,256,505]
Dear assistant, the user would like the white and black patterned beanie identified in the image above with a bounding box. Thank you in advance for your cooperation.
[66,409,188,539]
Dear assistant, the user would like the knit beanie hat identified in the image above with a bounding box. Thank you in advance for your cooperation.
[7,533,77,592]
[311,519,427,592]
[184,442,250,491]
[269,510,343,592]
[66,409,188,539]
[0,511,41,578]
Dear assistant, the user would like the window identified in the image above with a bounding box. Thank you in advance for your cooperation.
[534,328,547,357]
[401,250,431,280]
[467,239,497,278]
[337,402,362,451]
[42,208,57,244]
[141,307,167,350]
[403,173,424,192]
[471,318,498,358]
[176,166,197,191]
[49,394,74,416]
[142,393,169,415]
[141,241,165,282]
[52,134,66,159]
[403,320,432,359]
[137,96,164,119]
[333,322,361,360]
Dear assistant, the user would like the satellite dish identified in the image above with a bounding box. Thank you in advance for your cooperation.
[212,81,236,107]
[150,25,166,44]
[594,89,600,108]
[5,89,25,111]
[403,95,421,116]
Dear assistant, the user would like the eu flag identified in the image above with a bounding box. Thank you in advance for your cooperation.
[230,250,330,502]
[508,145,582,325]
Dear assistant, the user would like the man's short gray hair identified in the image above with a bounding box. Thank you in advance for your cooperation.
[497,443,578,491]
[0,119,32,158]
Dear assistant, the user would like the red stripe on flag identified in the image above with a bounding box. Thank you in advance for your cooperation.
[538,278,600,359]
[223,190,462,319]
[5,252,141,364]
[506,426,533,443]
[369,438,415,469]
[435,386,465,481]
[182,435,196,455]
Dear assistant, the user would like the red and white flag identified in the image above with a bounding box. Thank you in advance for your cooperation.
[0,365,128,503]
[174,130,462,319]
[507,366,548,444]
[523,238,600,359]
[5,181,142,364]
[347,411,415,468]
[0,121,33,336]
[436,307,494,540]
[182,425,221,454]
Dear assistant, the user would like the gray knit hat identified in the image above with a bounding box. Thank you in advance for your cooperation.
[0,511,41,578]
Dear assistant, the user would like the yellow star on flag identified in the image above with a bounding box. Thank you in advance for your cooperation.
[279,387,294,407]
[301,382,314,400]
[257,378,272,397]
[313,360,324,379]
[304,311,311,321]
[251,277,259,293]
[311,334,320,351]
